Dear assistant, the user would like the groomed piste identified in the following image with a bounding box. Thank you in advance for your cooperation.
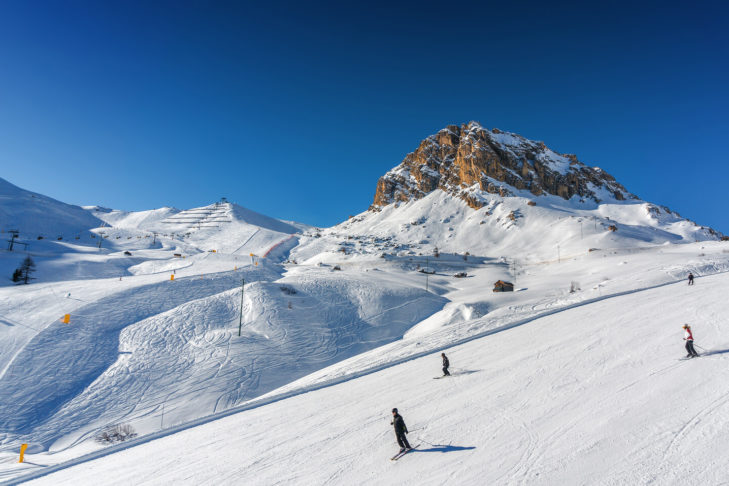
[1,149,727,485]
[11,269,729,485]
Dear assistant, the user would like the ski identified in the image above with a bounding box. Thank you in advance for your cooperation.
[433,375,449,379]
[390,451,406,461]
[390,444,419,461]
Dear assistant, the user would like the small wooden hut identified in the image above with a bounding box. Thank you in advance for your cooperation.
[493,280,514,292]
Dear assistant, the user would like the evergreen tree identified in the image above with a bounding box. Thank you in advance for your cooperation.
[16,256,36,284]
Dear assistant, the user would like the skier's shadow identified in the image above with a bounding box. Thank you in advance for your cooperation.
[414,445,476,453]
[701,348,729,357]
[450,369,481,376]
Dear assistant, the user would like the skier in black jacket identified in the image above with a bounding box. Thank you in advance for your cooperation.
[391,408,411,452]
[441,352,450,376]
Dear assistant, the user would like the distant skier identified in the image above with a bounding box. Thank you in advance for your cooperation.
[441,352,450,376]
[688,273,694,286]
[390,408,411,452]
[683,324,699,358]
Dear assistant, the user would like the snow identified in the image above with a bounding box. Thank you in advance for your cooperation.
[488,130,525,148]
[1,176,728,484]
[16,271,729,485]
[537,148,572,175]
[86,207,180,230]
[0,178,102,238]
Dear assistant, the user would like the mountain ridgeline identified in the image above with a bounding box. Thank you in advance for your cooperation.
[373,121,635,210]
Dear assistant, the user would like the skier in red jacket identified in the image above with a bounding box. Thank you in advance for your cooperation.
[683,324,699,358]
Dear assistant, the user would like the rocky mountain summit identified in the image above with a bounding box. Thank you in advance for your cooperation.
[373,122,635,209]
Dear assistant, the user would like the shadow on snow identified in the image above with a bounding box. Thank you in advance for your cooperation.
[413,445,476,453]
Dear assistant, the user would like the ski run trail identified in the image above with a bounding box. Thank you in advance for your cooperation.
[9,271,729,485]
[1,177,729,485]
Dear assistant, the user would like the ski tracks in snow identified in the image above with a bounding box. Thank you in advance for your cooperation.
[660,388,729,462]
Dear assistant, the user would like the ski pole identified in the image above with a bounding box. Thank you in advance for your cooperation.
[416,436,438,447]
[415,436,451,447]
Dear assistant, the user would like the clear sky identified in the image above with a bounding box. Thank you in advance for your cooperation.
[1,1,727,231]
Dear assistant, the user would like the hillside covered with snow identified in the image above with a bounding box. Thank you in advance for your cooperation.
[17,269,729,485]
[1,123,727,484]
[0,178,103,239]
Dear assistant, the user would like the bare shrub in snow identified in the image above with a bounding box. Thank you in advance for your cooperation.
[95,424,137,445]
[280,285,297,295]
[570,282,581,293]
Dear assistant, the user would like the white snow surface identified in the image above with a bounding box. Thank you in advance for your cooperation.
[16,267,729,485]
[1,177,728,484]
[84,206,180,230]
[0,178,102,238]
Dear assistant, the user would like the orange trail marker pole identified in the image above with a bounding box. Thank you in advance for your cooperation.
[19,443,28,463]
[61,314,70,324]
[170,274,175,281]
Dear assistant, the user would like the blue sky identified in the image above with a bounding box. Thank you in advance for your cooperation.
[1,1,727,231]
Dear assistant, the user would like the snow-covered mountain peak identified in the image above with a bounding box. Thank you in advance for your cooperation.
[362,123,723,250]
[373,122,636,210]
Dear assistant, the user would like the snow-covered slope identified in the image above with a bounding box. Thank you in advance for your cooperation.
[293,190,718,267]
[3,236,729,483]
[83,206,180,230]
[0,263,445,455]
[85,202,299,257]
[0,177,102,238]
[15,266,729,485]
[1,181,456,478]
[0,117,727,485]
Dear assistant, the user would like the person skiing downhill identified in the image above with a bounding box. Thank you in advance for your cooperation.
[390,408,411,452]
[688,273,695,286]
[683,324,699,358]
[441,352,450,376]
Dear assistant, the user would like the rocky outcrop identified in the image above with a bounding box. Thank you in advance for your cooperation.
[373,122,635,209]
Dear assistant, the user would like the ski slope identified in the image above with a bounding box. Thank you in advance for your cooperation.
[1,176,727,484]
[0,257,447,466]
[17,270,729,485]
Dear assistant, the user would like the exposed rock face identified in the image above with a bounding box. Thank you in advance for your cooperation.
[373,122,635,209]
